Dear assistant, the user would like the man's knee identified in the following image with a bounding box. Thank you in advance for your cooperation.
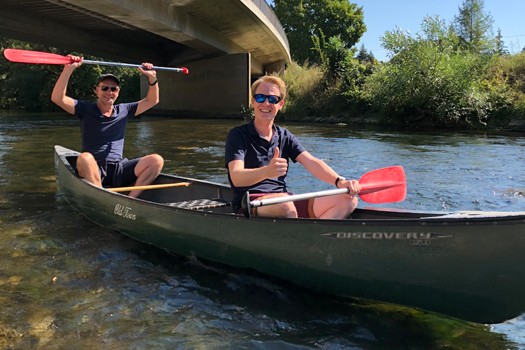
[76,152,97,172]
[146,154,164,169]
[77,152,95,164]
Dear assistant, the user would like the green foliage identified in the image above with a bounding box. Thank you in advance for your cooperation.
[279,57,373,119]
[278,61,325,118]
[0,37,141,112]
[489,53,525,120]
[273,0,365,66]
[495,28,508,56]
[452,0,495,54]
[356,44,376,64]
[363,16,503,127]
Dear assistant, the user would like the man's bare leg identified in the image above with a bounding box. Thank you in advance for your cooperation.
[128,154,164,198]
[76,152,102,187]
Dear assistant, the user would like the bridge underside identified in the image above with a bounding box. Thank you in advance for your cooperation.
[0,0,290,117]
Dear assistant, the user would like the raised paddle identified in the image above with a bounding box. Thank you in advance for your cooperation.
[3,49,189,74]
[241,166,406,218]
[108,182,191,192]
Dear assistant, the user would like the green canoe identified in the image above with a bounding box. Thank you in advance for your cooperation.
[54,145,525,323]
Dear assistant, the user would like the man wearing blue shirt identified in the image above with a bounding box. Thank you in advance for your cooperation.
[51,55,163,198]
[225,76,360,219]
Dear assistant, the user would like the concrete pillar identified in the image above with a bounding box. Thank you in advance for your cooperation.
[143,53,251,118]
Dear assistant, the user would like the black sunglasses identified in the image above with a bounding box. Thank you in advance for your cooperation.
[99,85,119,92]
[254,94,281,104]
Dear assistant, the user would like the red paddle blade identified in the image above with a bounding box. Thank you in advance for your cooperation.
[3,49,72,65]
[358,166,406,203]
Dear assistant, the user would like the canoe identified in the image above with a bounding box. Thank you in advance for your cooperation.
[54,145,525,323]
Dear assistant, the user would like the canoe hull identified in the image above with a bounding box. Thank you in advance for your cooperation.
[54,145,525,323]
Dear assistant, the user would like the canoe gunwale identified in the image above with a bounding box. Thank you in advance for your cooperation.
[54,145,525,225]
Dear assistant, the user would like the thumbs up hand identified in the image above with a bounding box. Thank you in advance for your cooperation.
[266,147,288,179]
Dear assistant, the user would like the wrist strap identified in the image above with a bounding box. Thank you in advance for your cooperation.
[149,79,158,86]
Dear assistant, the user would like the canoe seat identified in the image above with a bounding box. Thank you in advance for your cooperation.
[167,198,231,210]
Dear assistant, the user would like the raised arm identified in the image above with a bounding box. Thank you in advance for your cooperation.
[51,55,82,115]
[135,63,159,116]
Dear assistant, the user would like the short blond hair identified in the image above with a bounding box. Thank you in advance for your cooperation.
[251,75,287,101]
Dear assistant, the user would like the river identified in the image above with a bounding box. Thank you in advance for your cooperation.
[0,111,524,349]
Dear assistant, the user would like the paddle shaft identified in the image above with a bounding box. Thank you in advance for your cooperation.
[249,181,403,208]
[108,182,190,192]
[3,49,188,73]
[250,188,349,208]
[241,166,406,218]
[81,59,186,72]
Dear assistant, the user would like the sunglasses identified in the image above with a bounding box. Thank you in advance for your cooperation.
[254,94,281,104]
[99,85,119,92]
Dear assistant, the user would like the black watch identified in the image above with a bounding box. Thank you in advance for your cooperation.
[335,176,346,187]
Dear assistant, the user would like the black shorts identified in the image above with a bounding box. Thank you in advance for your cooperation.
[97,158,140,188]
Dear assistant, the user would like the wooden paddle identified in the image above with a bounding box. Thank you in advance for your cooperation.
[3,49,189,74]
[241,166,406,218]
[108,182,191,192]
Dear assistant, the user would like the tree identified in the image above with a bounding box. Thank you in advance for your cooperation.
[495,28,508,56]
[272,0,365,65]
[452,0,494,53]
[364,16,501,127]
[355,44,375,64]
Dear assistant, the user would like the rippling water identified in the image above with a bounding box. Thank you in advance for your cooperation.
[0,111,524,349]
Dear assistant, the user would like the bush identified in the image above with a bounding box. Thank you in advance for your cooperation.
[362,16,502,128]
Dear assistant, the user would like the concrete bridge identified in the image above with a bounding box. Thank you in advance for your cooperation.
[0,0,290,117]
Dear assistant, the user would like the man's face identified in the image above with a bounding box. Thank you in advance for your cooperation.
[95,78,120,105]
[251,82,284,122]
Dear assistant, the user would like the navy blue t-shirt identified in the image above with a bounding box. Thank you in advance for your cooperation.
[74,100,138,162]
[225,119,306,209]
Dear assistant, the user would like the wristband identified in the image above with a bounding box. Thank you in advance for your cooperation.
[335,176,346,187]
[149,79,158,86]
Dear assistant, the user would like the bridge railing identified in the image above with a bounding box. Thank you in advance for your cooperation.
[249,0,290,51]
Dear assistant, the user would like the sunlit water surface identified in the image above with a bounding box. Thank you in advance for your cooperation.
[0,111,524,349]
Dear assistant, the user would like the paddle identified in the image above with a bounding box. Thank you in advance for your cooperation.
[108,182,191,192]
[3,49,189,74]
[241,166,406,218]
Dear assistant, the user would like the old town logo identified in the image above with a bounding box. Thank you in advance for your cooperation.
[114,203,137,220]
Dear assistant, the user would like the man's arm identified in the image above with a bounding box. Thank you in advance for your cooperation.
[228,147,288,187]
[296,151,360,194]
[135,63,159,116]
[51,56,82,115]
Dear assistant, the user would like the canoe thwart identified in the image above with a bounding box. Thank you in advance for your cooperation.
[108,182,191,192]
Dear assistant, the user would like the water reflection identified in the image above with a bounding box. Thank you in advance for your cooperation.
[0,112,524,349]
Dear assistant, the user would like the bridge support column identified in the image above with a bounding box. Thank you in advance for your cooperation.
[145,53,250,118]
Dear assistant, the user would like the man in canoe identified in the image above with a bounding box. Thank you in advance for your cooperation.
[225,75,360,219]
[51,55,163,198]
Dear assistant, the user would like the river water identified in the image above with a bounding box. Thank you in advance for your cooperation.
[1,111,524,349]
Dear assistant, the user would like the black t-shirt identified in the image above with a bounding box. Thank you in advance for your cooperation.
[74,100,138,162]
[225,119,306,209]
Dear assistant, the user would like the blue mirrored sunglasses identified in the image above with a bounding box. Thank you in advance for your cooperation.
[254,94,281,104]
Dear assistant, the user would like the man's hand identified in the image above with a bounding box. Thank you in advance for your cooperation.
[266,147,288,179]
[65,55,83,70]
[338,178,361,197]
[138,62,157,82]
